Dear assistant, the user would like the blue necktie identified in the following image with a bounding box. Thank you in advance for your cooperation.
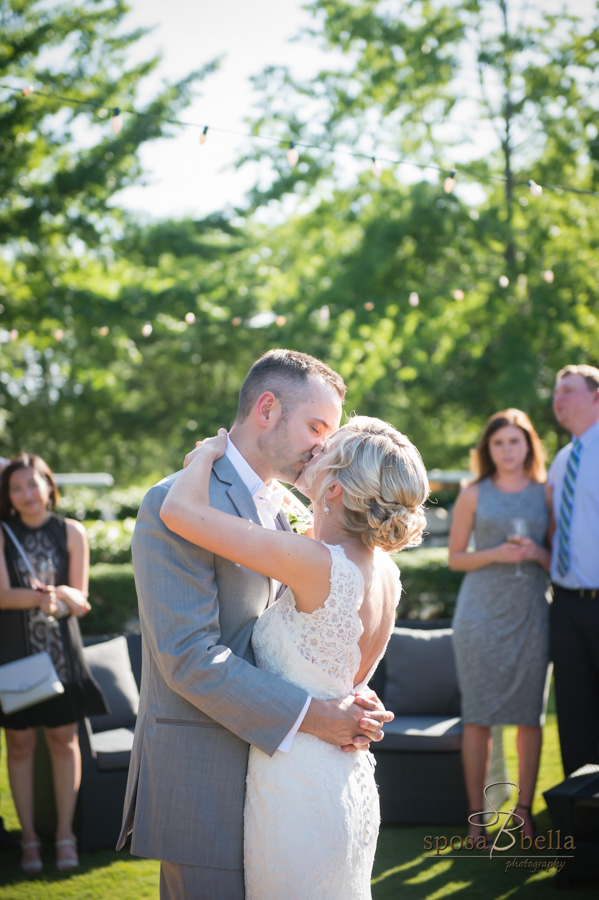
[556,438,583,577]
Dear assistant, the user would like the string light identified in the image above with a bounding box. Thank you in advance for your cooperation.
[371,157,382,177]
[409,292,420,307]
[1,80,597,199]
[53,328,64,340]
[111,108,123,135]
[453,289,465,301]
[98,326,109,336]
[141,323,152,336]
[22,84,34,96]
[275,315,287,326]
[543,269,555,283]
[498,275,509,288]
[231,317,242,326]
[185,312,196,324]
[200,125,208,145]
[443,170,456,194]
[528,179,543,196]
[363,301,375,311]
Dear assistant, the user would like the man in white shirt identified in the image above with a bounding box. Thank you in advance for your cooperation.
[547,364,599,776]
[118,349,393,899]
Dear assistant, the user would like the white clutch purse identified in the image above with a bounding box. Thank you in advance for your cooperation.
[0,652,64,715]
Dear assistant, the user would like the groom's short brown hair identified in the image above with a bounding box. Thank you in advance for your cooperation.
[235,349,346,423]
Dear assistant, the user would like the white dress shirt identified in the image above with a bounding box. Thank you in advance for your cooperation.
[549,419,599,588]
[225,436,311,750]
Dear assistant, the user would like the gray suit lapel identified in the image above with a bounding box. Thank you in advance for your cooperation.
[213,455,278,603]
[213,456,262,525]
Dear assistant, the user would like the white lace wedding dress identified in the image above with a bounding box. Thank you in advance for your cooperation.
[244,543,397,900]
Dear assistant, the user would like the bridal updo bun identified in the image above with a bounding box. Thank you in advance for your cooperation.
[311,417,429,552]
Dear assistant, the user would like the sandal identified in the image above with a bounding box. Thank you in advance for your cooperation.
[514,804,538,840]
[21,840,43,874]
[56,837,79,871]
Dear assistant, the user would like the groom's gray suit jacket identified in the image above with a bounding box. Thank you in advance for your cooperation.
[117,455,308,870]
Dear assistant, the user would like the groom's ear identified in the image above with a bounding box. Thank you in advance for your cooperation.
[255,391,282,428]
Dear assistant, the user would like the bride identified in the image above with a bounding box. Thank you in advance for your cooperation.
[160,416,429,899]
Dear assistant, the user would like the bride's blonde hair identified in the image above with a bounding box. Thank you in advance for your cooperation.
[309,416,429,553]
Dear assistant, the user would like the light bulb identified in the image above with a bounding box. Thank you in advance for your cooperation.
[141,323,152,336]
[111,109,123,135]
[185,312,196,324]
[498,275,509,288]
[200,126,208,145]
[453,289,465,302]
[528,179,543,196]
[22,85,34,96]
[444,171,456,194]
[287,142,299,166]
[409,292,420,307]
[543,269,555,284]
[371,158,382,177]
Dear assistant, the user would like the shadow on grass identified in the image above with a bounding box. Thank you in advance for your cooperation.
[372,817,598,900]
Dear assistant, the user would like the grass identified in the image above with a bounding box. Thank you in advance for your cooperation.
[1,693,596,899]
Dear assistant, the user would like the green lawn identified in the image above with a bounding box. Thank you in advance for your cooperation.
[0,704,596,899]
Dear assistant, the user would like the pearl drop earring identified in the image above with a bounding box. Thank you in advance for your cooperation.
[324,501,330,515]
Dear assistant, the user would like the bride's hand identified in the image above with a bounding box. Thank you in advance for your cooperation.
[184,429,228,468]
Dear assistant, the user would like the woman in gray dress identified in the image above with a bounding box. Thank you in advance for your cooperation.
[449,409,551,844]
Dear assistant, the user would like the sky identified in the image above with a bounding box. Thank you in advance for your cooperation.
[115,0,597,221]
[115,0,328,220]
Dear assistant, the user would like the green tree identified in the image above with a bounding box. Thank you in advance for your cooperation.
[0,0,237,479]
[235,0,599,466]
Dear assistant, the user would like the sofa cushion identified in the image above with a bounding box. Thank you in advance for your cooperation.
[84,635,140,733]
[383,627,461,716]
[378,715,462,752]
[89,727,135,771]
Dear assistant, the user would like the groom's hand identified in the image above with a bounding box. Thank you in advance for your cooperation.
[300,695,393,752]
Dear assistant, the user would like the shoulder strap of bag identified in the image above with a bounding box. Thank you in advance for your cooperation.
[1,521,36,578]
[1,522,52,651]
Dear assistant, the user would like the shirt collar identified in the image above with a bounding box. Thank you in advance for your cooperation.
[225,436,264,497]
[573,419,599,449]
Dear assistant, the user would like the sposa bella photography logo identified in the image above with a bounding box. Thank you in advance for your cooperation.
[424,782,575,873]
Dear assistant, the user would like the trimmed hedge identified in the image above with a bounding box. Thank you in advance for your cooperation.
[86,563,138,636]
[85,518,135,565]
[392,546,462,621]
[59,485,147,522]
[83,546,462,636]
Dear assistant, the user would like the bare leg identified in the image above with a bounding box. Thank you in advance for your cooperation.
[515,725,542,839]
[461,723,492,842]
[44,723,80,868]
[5,728,42,870]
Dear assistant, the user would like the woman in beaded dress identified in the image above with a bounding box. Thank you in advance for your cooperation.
[161,417,429,900]
[0,454,107,873]
[449,410,552,844]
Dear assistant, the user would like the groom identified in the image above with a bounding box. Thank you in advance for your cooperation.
[117,349,393,899]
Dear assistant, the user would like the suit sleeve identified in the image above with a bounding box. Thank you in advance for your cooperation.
[131,479,309,756]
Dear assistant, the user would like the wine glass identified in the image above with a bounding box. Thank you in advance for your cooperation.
[507,518,528,576]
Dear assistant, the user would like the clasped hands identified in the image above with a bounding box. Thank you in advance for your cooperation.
[305,687,394,753]
[33,582,91,618]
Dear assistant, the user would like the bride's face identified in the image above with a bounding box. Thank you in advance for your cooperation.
[295,427,346,499]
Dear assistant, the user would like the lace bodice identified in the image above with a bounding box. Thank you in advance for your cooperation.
[245,542,398,900]
[251,542,391,699]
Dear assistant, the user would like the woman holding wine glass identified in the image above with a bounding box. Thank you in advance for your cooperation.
[448,410,552,844]
[0,455,107,873]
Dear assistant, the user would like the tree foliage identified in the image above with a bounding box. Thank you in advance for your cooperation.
[234,0,599,466]
[1,0,598,482]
